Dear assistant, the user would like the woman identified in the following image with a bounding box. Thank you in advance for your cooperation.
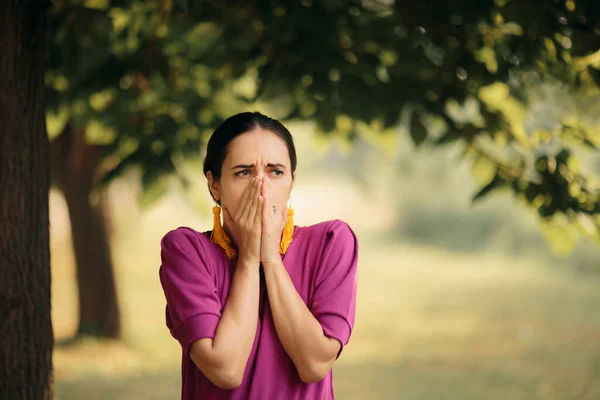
[159,111,359,399]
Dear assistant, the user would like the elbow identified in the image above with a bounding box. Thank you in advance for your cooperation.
[212,368,243,390]
[298,361,331,384]
[192,354,244,390]
[189,346,243,390]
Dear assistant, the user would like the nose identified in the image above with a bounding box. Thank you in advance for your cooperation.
[256,167,267,181]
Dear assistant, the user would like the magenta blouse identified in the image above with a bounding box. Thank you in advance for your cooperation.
[159,219,359,399]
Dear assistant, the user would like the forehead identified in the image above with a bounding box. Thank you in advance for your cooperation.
[224,128,290,165]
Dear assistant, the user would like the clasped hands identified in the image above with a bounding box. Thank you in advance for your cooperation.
[222,177,288,266]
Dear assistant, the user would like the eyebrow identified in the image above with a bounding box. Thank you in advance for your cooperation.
[231,163,287,170]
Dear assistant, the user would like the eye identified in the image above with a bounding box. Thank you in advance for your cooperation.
[235,170,251,177]
[271,169,284,176]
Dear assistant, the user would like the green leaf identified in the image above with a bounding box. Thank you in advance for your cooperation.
[46,104,70,141]
[140,168,170,208]
[175,0,188,11]
[85,120,117,145]
[587,66,600,89]
[44,0,600,250]
[434,131,460,146]
[98,152,139,187]
[582,138,598,149]
[409,113,428,146]
[472,173,506,204]
[83,0,110,10]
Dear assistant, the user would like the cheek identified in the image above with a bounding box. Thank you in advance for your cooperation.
[220,180,247,214]
[269,178,292,204]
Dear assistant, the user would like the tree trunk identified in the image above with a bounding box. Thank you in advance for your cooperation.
[51,126,121,338]
[0,2,53,399]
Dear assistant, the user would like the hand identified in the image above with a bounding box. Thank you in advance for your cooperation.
[223,177,263,266]
[260,177,287,264]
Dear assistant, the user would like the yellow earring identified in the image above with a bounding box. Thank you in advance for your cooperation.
[210,206,237,259]
[279,204,295,254]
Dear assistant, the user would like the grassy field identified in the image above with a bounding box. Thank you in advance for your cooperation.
[50,186,600,400]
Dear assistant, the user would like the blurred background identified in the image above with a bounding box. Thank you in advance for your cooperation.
[44,0,600,399]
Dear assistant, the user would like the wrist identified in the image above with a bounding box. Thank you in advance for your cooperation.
[261,258,283,270]
[236,257,260,272]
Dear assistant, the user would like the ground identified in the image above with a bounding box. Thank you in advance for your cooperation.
[50,182,600,400]
[50,130,600,399]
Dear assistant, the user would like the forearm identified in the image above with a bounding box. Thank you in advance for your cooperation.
[191,260,260,386]
[216,261,259,357]
[262,259,339,383]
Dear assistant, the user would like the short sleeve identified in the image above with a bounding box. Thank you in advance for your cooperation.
[310,220,359,357]
[159,227,222,356]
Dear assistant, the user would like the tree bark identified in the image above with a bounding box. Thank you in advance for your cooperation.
[0,1,53,399]
[51,126,121,338]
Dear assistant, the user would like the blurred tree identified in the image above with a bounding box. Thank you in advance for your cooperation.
[0,1,53,399]
[45,0,600,338]
[46,0,237,338]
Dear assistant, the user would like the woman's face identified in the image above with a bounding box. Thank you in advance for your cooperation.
[207,128,295,223]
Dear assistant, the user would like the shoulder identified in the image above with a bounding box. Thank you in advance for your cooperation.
[300,220,358,280]
[159,228,218,299]
[160,227,220,285]
[160,226,213,255]
[301,219,356,241]
[298,219,358,254]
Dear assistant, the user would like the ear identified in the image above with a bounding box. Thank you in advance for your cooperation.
[206,171,221,202]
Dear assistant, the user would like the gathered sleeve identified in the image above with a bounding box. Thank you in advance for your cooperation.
[310,220,359,356]
[159,227,222,356]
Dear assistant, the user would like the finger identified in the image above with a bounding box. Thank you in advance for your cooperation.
[264,179,278,220]
[261,179,274,211]
[239,177,258,222]
[262,194,270,228]
[240,178,256,214]
[262,176,273,198]
[267,179,281,219]
[241,177,260,225]
[249,178,262,224]
[255,194,264,229]
[236,177,256,221]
